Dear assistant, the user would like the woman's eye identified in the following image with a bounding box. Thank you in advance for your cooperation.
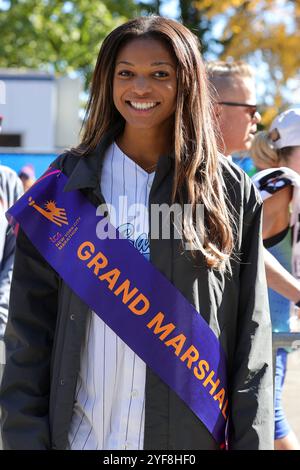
[117,70,133,77]
[153,71,169,78]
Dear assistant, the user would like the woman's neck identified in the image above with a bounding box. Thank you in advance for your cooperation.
[116,125,173,172]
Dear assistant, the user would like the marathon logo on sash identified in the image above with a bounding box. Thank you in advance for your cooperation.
[7,168,229,446]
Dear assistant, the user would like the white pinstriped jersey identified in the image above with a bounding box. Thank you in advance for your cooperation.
[68,143,155,450]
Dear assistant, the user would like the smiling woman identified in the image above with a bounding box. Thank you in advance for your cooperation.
[78,17,237,269]
[0,16,274,451]
[113,37,177,158]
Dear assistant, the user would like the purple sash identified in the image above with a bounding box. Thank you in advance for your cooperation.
[7,168,229,446]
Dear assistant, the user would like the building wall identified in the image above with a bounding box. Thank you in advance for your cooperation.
[0,70,81,151]
[55,76,81,149]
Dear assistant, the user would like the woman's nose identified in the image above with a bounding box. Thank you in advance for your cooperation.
[132,76,151,94]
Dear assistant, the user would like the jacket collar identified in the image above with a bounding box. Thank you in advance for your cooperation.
[63,127,174,197]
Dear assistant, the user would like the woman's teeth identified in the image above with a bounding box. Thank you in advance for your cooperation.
[129,101,158,110]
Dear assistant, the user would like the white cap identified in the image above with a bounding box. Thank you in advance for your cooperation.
[270,108,300,149]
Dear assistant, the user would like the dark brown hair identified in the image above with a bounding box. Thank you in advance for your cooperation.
[77,16,235,270]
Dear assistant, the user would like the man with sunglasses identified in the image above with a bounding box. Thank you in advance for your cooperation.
[207,61,260,157]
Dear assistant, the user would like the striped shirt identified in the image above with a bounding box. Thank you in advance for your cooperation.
[68,143,155,450]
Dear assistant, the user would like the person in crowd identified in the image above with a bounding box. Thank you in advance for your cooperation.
[0,17,273,450]
[18,164,36,192]
[0,114,24,449]
[0,164,23,450]
[207,61,300,308]
[206,61,260,159]
[0,163,23,343]
[0,164,23,355]
[251,108,300,450]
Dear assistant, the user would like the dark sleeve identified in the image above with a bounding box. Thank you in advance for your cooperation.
[228,174,274,449]
[0,228,59,449]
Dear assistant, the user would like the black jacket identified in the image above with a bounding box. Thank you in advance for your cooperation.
[0,140,274,450]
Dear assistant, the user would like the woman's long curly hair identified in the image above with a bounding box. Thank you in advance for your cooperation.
[75,16,235,271]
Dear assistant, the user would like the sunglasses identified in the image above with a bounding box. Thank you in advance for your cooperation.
[218,101,258,118]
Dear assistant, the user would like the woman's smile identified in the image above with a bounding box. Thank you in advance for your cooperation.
[125,100,161,112]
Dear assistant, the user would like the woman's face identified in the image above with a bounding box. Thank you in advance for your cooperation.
[282,147,300,175]
[113,37,177,132]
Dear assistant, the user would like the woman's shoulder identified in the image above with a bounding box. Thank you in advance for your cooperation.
[50,149,82,177]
